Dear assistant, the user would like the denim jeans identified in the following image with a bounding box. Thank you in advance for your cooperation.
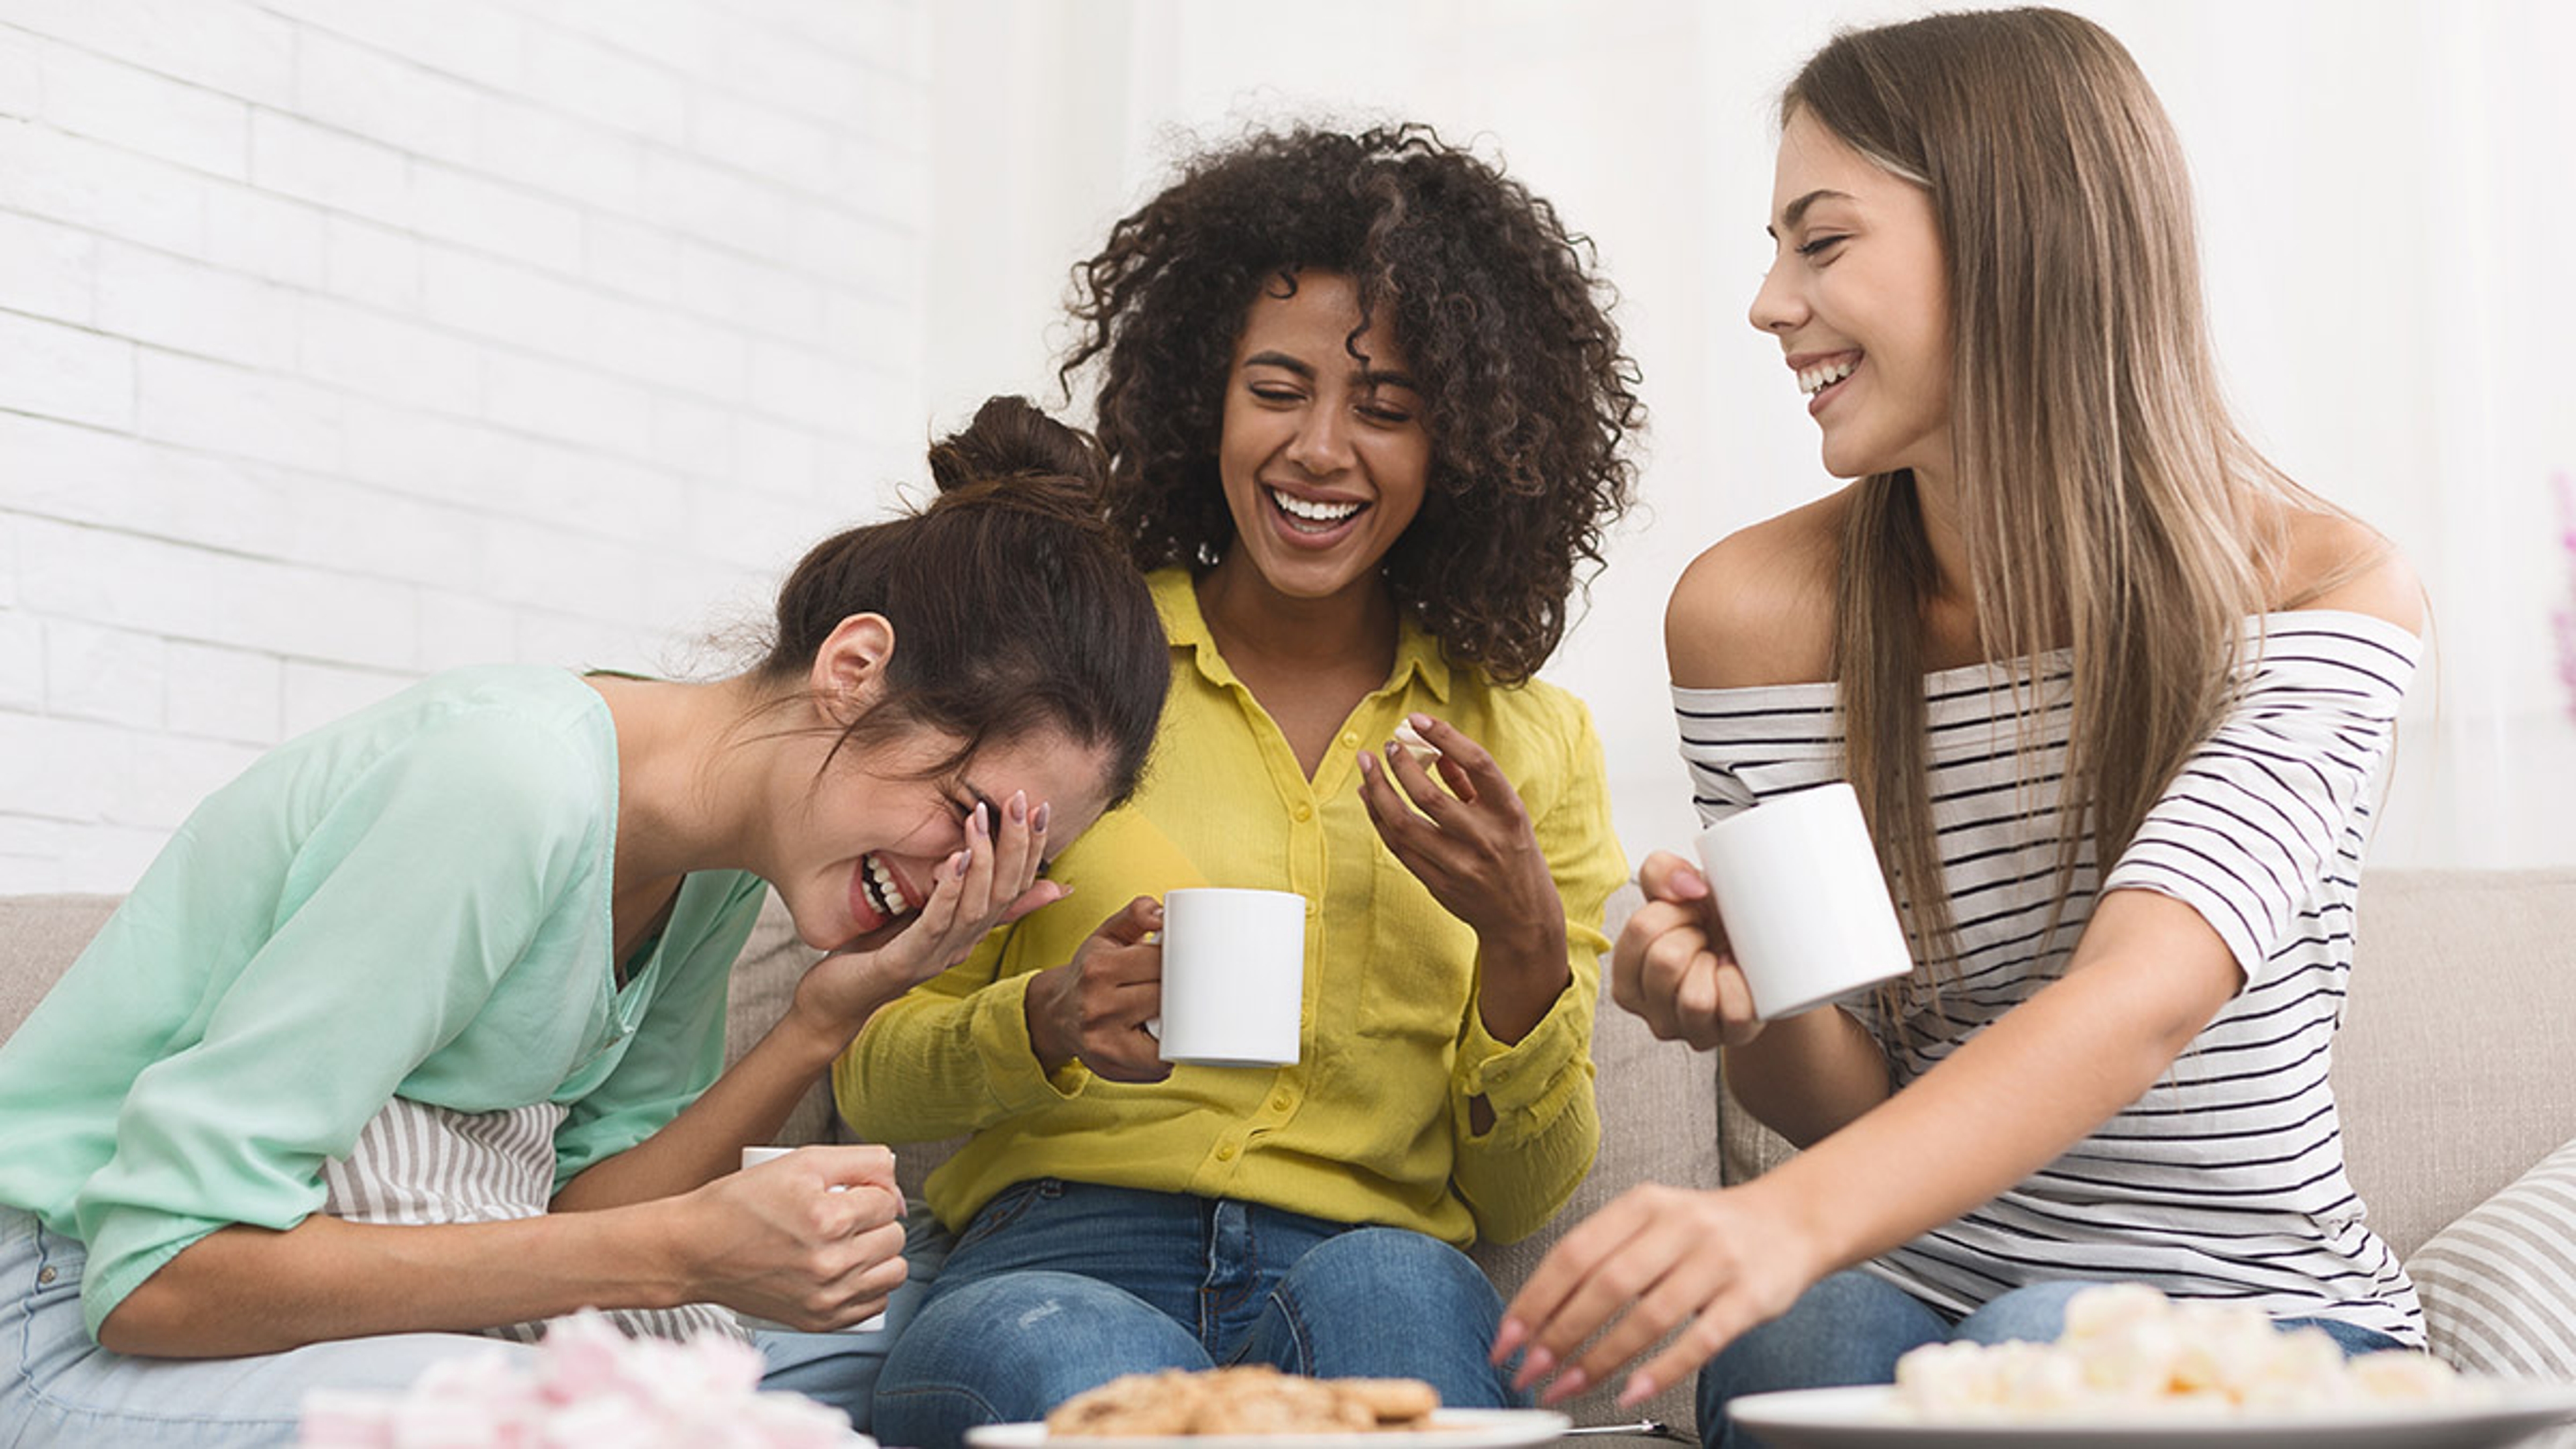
[755,1206,952,1432]
[1695,1269,2409,1449]
[0,1205,934,1446]
[2,1208,542,1448]
[871,1180,1519,1448]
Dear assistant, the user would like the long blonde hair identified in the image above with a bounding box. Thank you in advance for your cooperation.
[1792,9,2316,999]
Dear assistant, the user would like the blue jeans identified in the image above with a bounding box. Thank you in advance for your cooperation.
[2,1208,540,1448]
[873,1181,1518,1448]
[1696,1270,2408,1449]
[0,1205,934,1446]
[755,1205,952,1432]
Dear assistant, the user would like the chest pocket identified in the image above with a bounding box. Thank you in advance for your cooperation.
[1354,846,1479,1043]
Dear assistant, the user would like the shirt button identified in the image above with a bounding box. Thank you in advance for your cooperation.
[36,1266,57,1285]
[1271,1093,1293,1112]
[1292,803,1313,822]
[1338,731,1358,749]
[1215,1142,1238,1161]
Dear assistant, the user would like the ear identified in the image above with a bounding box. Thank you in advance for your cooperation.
[810,613,896,726]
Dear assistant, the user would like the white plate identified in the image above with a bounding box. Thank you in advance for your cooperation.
[965,1407,1571,1449]
[1726,1383,2576,1449]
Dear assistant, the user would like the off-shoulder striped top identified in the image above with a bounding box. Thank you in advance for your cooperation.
[1672,610,2424,1344]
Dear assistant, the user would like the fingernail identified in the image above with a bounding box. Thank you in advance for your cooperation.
[1490,1318,1527,1362]
[1031,802,1051,833]
[1512,1346,1556,1391]
[1541,1368,1587,1405]
[1356,750,1375,773]
[951,849,971,877]
[1409,711,1434,731]
[1617,1373,1654,1407]
[1009,792,1026,824]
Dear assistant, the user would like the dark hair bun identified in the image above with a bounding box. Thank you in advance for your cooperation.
[924,396,1110,528]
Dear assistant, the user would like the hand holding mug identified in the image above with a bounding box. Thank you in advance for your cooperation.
[1612,851,1762,1052]
[687,1144,906,1332]
[1024,895,1169,1082]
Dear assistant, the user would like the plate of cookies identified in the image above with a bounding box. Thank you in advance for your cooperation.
[965,1366,1572,1448]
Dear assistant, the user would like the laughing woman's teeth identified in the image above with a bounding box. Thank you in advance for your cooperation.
[1799,358,1858,395]
[1270,488,1362,531]
[865,856,910,916]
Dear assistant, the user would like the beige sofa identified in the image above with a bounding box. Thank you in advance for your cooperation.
[5,868,2571,1434]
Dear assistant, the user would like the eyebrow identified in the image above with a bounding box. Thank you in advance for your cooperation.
[1769,187,1858,237]
[1241,349,1420,393]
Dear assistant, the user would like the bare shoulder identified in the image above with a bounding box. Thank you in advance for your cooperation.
[2277,508,2422,635]
[1665,490,1847,689]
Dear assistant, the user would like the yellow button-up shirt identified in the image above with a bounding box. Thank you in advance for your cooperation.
[837,570,1625,1248]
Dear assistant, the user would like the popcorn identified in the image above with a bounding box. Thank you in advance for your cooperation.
[297,1310,871,1448]
[1889,1285,2488,1422]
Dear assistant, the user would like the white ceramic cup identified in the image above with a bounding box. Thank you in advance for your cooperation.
[736,1146,887,1333]
[1690,782,1913,1020]
[1152,886,1307,1067]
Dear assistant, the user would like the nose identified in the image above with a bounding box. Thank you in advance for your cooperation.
[1284,403,1355,476]
[1748,254,1804,335]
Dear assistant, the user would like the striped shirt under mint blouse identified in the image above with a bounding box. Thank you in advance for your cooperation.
[1672,610,2424,1345]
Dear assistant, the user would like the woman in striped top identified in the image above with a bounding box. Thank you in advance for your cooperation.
[1490,11,2425,1444]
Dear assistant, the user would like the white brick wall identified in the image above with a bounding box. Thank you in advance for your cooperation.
[0,0,931,893]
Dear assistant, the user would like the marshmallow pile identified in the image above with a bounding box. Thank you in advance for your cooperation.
[297,1310,871,1449]
[1891,1284,2483,1421]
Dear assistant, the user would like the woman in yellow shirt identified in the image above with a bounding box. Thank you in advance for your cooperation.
[842,125,1643,1444]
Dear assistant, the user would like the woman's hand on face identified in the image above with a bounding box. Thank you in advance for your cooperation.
[1492,1181,1818,1409]
[678,1144,908,1332]
[1613,851,1764,1052]
[798,794,1060,1032]
[1022,894,1171,1082]
[1356,714,1562,951]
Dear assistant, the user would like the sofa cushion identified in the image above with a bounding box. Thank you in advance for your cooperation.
[2335,869,2576,1262]
[2410,1133,2576,1385]
[0,894,120,1046]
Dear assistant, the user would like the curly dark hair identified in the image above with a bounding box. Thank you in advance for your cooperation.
[1061,123,1644,684]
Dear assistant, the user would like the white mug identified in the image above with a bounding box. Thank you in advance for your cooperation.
[735,1146,888,1333]
[1152,887,1307,1067]
[1691,782,1913,1020]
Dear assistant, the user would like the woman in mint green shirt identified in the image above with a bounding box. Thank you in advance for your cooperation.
[0,397,1168,1448]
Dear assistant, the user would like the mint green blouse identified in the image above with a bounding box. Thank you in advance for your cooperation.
[0,665,766,1336]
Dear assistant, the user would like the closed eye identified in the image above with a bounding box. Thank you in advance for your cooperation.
[1797,233,1848,259]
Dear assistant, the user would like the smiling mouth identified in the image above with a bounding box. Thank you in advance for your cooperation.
[1267,486,1366,535]
[1799,356,1859,396]
[857,852,914,920]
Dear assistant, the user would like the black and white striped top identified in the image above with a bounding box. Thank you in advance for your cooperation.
[1672,610,2424,1344]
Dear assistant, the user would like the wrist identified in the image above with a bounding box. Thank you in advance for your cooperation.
[609,1195,700,1312]
[1738,1157,1851,1287]
[775,994,871,1070]
[1473,930,1568,1045]
[1022,967,1072,1071]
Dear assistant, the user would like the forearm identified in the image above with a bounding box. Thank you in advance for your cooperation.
[1472,916,1572,1046]
[1721,1006,1891,1147]
[100,1206,684,1357]
[555,1006,851,1212]
[839,976,1058,1143]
